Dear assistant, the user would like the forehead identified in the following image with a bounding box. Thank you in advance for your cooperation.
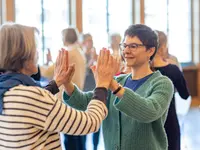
[124,36,142,44]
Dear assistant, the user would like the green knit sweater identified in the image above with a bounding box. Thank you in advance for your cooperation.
[63,71,174,150]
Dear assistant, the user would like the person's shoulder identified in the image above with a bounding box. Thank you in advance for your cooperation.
[150,71,173,87]
[8,85,56,103]
[168,54,178,61]
[166,64,182,75]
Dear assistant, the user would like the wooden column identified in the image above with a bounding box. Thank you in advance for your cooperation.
[5,0,15,21]
[76,0,82,32]
[140,0,145,24]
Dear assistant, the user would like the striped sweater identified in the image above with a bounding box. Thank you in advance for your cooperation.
[0,85,108,150]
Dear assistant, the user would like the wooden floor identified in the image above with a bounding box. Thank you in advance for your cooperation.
[191,97,200,107]
[181,107,200,150]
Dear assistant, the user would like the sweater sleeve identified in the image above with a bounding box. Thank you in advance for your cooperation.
[42,87,108,135]
[4,85,107,136]
[114,78,174,123]
[172,67,190,99]
[63,85,94,111]
[44,80,59,95]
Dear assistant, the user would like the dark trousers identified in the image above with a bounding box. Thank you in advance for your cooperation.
[93,129,100,150]
[63,134,86,150]
[165,101,181,150]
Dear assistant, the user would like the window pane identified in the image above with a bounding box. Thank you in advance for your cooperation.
[15,0,69,64]
[15,0,42,28]
[108,0,132,36]
[168,0,191,62]
[145,0,168,32]
[43,0,69,62]
[145,0,191,62]
[15,0,43,63]
[83,0,107,53]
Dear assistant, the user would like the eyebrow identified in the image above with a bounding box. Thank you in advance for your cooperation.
[123,43,143,45]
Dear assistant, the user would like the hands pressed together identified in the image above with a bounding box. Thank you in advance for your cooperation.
[53,48,75,87]
[53,48,124,97]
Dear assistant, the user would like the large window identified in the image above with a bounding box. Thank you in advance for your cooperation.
[83,0,132,53]
[15,0,69,64]
[145,0,191,62]
[83,0,108,52]
[168,0,191,62]
[43,0,69,62]
[108,0,132,36]
[145,0,168,33]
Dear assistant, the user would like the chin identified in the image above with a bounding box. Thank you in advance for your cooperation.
[125,61,135,67]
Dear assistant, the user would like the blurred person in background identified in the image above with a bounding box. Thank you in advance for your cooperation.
[152,30,190,150]
[80,33,97,92]
[109,33,122,57]
[61,27,87,150]
[109,33,124,75]
[158,33,182,70]
[80,33,99,150]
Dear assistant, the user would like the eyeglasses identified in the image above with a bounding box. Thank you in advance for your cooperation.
[119,43,146,51]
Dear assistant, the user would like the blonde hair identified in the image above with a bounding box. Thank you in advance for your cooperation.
[62,27,79,45]
[0,23,36,71]
[156,30,167,49]
[109,33,122,44]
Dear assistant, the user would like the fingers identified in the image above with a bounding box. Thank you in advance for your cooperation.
[66,64,75,82]
[97,48,110,68]
[56,50,61,67]
[108,54,114,69]
[115,57,121,74]
[62,49,68,71]
[104,49,110,65]
[90,65,96,74]
[60,49,64,64]
[97,48,103,68]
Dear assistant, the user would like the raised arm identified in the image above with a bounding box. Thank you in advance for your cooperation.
[63,48,120,110]
[109,77,174,123]
[43,87,108,135]
[172,66,190,99]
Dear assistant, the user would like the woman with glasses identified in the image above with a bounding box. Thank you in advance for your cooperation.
[63,24,174,150]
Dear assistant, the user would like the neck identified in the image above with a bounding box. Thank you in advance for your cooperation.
[153,56,169,67]
[19,69,32,76]
[131,62,153,80]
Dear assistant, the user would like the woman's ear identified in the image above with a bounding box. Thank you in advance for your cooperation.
[148,47,156,59]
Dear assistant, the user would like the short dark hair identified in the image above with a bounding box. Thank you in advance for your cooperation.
[124,24,158,61]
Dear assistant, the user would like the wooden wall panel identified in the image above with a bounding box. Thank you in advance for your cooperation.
[5,0,15,21]
[76,0,82,32]
[140,0,145,24]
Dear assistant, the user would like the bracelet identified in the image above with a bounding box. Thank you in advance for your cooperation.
[112,85,122,95]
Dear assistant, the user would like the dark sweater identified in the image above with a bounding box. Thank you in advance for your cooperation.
[154,64,190,150]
